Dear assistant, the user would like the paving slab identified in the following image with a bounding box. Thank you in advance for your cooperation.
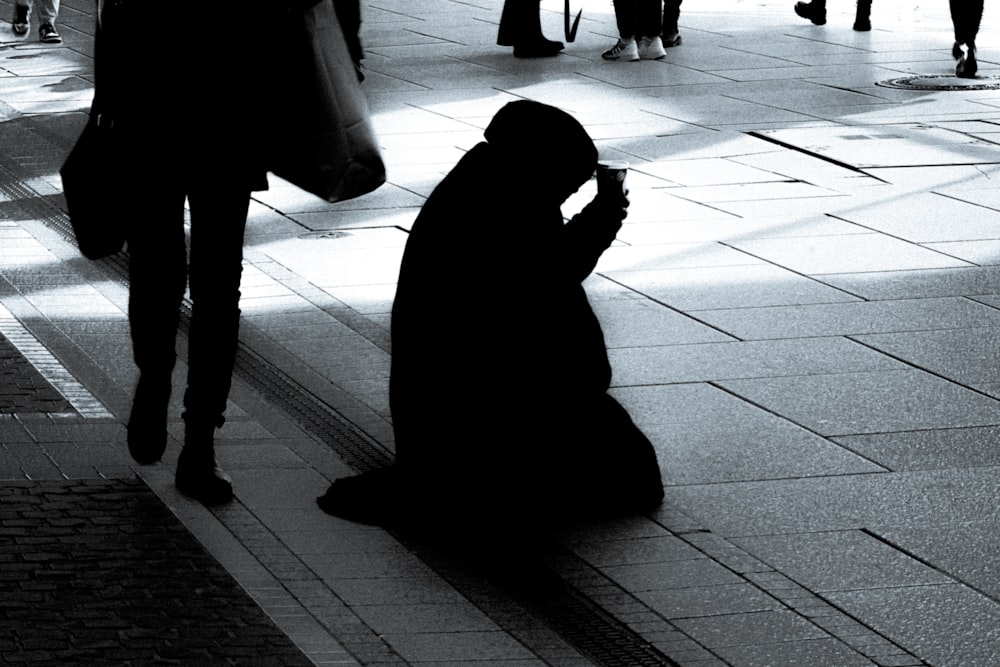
[605,263,861,310]
[728,233,972,274]
[818,265,1000,300]
[663,466,1000,537]
[614,383,885,485]
[826,585,1000,667]
[854,326,1000,391]
[720,368,1000,435]
[756,124,1000,168]
[692,296,1000,340]
[731,530,954,592]
[610,336,905,386]
[875,521,1000,600]
[833,426,1000,471]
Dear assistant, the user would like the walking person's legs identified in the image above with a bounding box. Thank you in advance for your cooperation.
[662,0,682,46]
[175,180,251,505]
[951,0,984,78]
[603,0,641,60]
[34,0,60,42]
[126,186,188,466]
[854,0,872,31]
[11,0,29,36]
[498,0,564,58]
[636,0,666,58]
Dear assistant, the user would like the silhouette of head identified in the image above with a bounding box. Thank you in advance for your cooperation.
[484,100,598,204]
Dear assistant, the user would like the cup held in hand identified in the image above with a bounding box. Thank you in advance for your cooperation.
[596,161,629,207]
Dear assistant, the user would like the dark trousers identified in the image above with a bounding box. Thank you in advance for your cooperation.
[497,0,542,46]
[950,0,983,45]
[663,0,682,32]
[127,176,250,430]
[613,0,682,38]
[613,0,662,38]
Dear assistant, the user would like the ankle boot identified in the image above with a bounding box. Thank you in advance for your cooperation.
[794,0,826,25]
[175,421,233,505]
[956,42,977,79]
[127,372,172,465]
[853,0,871,31]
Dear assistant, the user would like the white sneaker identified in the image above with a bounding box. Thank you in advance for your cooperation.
[602,37,639,62]
[638,36,667,59]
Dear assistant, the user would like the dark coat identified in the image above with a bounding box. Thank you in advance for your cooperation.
[388,102,664,520]
[94,1,291,190]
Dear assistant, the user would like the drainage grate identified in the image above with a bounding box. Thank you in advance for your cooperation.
[231,344,393,472]
[878,75,1000,91]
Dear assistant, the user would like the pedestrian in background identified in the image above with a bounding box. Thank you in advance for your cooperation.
[602,0,668,61]
[497,0,565,57]
[11,0,62,42]
[951,0,983,78]
[662,0,683,47]
[793,0,872,31]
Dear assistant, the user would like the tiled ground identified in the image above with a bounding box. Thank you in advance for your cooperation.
[2,0,1000,665]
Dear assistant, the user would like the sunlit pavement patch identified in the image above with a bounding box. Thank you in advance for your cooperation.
[0,304,111,417]
[878,75,1000,91]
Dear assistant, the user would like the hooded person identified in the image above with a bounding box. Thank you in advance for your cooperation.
[318,101,664,533]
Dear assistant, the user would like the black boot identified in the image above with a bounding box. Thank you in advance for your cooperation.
[955,42,977,78]
[794,0,826,25]
[175,420,233,505]
[127,371,172,465]
[853,0,871,31]
[498,0,563,57]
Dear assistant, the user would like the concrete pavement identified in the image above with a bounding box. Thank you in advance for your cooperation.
[2,0,1000,664]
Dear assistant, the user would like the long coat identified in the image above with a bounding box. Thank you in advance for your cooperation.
[389,104,664,521]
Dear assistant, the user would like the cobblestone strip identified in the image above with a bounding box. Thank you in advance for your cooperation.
[0,478,314,666]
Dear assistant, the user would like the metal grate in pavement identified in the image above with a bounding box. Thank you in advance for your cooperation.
[878,75,1000,91]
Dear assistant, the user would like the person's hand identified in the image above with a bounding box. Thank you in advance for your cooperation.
[587,191,629,225]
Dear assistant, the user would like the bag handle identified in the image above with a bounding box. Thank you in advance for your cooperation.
[565,0,582,42]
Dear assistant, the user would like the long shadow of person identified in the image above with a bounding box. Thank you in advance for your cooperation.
[318,100,664,553]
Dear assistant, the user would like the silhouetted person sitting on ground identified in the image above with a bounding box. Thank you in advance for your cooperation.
[318,101,665,537]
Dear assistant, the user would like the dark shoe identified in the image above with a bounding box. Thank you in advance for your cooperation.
[175,422,232,505]
[38,22,60,43]
[513,37,564,58]
[11,4,27,35]
[127,375,171,465]
[316,467,404,525]
[662,31,682,47]
[176,446,233,505]
[956,43,977,79]
[794,1,826,25]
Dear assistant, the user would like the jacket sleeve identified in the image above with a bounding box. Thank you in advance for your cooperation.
[558,197,626,283]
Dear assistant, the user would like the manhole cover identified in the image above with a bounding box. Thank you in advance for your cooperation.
[878,75,1000,91]
[297,230,348,240]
